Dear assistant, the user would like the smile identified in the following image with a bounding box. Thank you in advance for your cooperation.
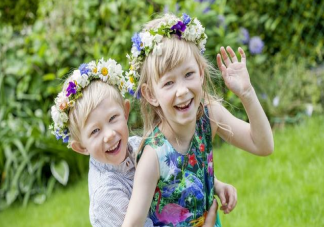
[105,140,121,154]
[174,98,193,111]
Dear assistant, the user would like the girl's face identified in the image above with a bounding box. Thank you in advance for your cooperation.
[75,97,130,165]
[151,55,204,130]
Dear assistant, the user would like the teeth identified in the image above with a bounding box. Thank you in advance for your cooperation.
[107,141,119,151]
[176,99,191,108]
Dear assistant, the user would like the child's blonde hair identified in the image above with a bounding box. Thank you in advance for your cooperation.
[137,14,220,137]
[63,79,125,144]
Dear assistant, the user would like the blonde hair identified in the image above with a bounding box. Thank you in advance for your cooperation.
[137,14,221,138]
[61,79,125,144]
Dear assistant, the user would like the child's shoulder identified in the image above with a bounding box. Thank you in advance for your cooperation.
[128,135,142,151]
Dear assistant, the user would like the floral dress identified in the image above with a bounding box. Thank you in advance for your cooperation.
[137,107,221,227]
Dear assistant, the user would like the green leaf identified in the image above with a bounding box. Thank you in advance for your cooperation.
[50,160,69,186]
[43,73,56,81]
[33,194,46,205]
[6,188,18,205]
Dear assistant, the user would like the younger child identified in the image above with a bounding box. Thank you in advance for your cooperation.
[50,58,236,227]
[123,13,273,227]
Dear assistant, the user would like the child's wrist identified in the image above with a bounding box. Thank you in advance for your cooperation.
[239,86,255,101]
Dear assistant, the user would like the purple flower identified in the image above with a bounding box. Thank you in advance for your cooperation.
[136,89,141,99]
[79,63,90,75]
[182,13,191,25]
[249,36,264,54]
[240,27,250,45]
[66,81,77,97]
[128,87,135,96]
[131,33,142,51]
[171,21,186,38]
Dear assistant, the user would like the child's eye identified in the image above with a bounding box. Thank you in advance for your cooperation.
[164,81,173,87]
[91,128,100,135]
[109,115,117,122]
[185,72,194,78]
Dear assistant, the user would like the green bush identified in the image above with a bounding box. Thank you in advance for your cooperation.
[227,0,324,66]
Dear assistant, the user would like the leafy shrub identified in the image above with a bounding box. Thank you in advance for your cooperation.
[227,0,324,66]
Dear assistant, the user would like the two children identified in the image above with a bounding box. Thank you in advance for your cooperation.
[50,58,237,226]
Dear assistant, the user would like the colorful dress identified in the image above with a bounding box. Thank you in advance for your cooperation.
[138,107,221,227]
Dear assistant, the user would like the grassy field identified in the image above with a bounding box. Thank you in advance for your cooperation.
[0,116,323,227]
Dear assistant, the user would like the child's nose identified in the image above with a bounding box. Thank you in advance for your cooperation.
[176,86,189,97]
[103,130,116,143]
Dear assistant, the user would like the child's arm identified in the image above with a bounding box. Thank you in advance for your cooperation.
[209,46,274,156]
[214,177,237,214]
[122,145,160,227]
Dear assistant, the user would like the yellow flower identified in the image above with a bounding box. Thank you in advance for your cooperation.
[93,67,97,73]
[129,76,134,83]
[101,67,108,76]
[130,65,134,71]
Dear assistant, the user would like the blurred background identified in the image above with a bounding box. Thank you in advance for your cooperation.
[0,0,323,226]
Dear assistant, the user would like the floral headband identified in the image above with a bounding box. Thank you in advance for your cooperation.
[50,58,131,146]
[126,13,208,95]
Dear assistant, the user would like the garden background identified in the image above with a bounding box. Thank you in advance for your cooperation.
[0,0,323,226]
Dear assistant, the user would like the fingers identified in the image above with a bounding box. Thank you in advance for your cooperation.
[203,199,218,227]
[238,47,246,64]
[223,187,237,214]
[218,46,245,67]
[216,54,224,71]
[226,46,238,63]
[220,46,231,66]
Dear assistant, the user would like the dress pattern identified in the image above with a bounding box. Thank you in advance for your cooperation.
[138,107,221,227]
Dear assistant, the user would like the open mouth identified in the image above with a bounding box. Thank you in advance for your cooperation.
[105,140,121,154]
[174,98,193,111]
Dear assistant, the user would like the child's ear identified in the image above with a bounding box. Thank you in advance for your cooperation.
[141,83,159,107]
[71,141,89,155]
[124,99,131,120]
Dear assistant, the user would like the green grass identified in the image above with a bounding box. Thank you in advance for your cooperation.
[0,116,323,227]
[216,116,324,226]
[0,178,90,227]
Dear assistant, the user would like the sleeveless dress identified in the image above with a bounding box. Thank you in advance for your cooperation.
[138,107,221,227]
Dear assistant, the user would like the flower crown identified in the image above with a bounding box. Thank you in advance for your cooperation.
[50,58,130,146]
[126,13,207,95]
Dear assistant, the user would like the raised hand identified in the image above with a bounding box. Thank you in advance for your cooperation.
[216,46,252,98]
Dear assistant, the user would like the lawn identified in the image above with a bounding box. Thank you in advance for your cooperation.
[0,116,323,227]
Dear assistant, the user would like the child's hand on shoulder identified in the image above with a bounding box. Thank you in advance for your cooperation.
[217,46,253,99]
[214,179,237,214]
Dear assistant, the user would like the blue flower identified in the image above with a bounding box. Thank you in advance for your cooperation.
[240,27,250,45]
[182,13,191,25]
[79,63,90,75]
[249,36,264,54]
[179,184,204,208]
[128,88,135,96]
[63,135,69,143]
[131,33,142,51]
[55,130,62,140]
